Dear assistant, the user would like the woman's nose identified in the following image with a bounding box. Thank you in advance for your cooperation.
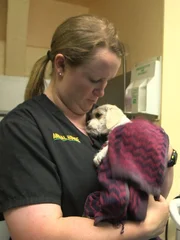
[93,82,107,97]
[93,88,105,97]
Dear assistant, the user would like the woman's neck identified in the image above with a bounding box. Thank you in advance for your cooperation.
[44,87,87,134]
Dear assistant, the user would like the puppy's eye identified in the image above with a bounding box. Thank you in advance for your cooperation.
[95,113,102,119]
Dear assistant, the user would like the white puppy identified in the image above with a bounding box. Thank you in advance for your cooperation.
[87,104,131,166]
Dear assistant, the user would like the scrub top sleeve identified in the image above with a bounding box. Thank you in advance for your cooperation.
[0,119,62,213]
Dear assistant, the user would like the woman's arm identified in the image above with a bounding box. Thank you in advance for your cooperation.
[161,167,174,198]
[161,145,174,198]
[4,195,169,240]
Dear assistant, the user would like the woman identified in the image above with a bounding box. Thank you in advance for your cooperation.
[0,14,171,240]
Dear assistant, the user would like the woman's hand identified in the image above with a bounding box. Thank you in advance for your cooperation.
[142,195,169,238]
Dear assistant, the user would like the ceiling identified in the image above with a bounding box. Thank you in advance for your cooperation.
[55,0,97,7]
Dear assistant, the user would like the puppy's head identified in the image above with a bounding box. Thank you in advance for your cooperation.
[86,104,130,136]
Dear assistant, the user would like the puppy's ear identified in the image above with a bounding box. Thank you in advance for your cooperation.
[105,106,125,130]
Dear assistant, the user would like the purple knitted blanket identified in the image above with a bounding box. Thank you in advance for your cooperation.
[84,119,169,239]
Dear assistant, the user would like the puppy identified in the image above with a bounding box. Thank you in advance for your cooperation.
[87,104,130,166]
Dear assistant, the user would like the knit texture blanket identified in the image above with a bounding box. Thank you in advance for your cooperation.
[84,119,169,238]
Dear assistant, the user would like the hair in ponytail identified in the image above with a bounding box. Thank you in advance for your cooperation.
[24,54,49,101]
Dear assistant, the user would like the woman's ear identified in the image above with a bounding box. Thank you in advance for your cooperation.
[54,54,65,75]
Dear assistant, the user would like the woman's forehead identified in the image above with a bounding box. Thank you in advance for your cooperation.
[84,49,121,78]
[92,48,120,65]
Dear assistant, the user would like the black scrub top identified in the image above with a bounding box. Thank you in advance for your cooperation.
[0,94,104,219]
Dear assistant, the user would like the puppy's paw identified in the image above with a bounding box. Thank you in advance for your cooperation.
[93,145,108,167]
[93,152,104,166]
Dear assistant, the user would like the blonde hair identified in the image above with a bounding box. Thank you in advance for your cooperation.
[24,14,123,101]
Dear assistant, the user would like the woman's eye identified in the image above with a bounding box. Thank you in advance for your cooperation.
[89,78,101,84]
[89,78,111,85]
[95,113,102,119]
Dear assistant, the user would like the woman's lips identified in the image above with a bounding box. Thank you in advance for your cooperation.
[88,99,97,103]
